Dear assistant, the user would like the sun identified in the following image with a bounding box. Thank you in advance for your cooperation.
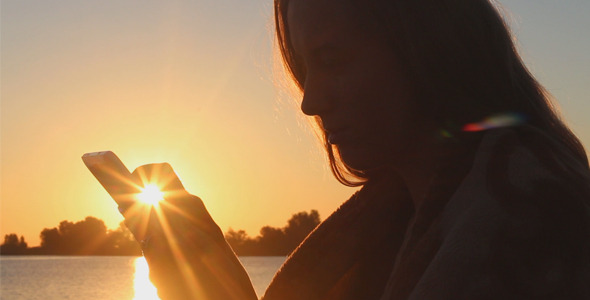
[137,184,165,205]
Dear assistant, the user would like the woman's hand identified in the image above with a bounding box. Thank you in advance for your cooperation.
[119,163,258,300]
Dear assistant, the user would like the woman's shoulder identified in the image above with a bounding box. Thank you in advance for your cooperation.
[484,125,589,191]
[430,126,590,298]
[448,125,590,211]
[474,126,590,225]
[447,125,590,241]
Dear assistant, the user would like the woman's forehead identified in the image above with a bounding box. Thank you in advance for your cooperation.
[287,0,360,53]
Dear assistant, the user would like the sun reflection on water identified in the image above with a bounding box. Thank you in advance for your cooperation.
[133,257,161,300]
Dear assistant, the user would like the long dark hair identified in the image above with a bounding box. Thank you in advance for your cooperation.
[274,0,588,186]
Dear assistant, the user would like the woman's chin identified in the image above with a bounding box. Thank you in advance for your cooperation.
[337,144,388,172]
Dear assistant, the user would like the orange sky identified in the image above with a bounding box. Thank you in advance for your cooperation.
[2,0,589,246]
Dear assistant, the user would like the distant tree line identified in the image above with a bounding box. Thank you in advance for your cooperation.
[1,217,142,256]
[0,234,28,254]
[1,210,321,256]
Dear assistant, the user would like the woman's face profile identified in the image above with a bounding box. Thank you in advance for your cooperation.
[287,0,420,171]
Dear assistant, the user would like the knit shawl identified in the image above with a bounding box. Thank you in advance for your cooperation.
[262,127,590,300]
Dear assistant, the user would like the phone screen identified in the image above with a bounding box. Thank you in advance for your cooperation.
[82,151,139,208]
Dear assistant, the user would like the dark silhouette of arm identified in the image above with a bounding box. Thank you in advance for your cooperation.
[122,164,258,300]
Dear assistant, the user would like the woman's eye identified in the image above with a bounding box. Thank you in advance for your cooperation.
[306,46,347,70]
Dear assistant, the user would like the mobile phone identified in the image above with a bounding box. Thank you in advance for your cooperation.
[82,151,139,208]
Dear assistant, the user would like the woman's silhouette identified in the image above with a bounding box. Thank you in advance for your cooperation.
[121,0,590,298]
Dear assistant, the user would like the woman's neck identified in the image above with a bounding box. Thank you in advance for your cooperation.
[393,134,480,211]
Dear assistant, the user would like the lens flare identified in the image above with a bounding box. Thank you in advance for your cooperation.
[137,184,165,205]
[462,112,526,132]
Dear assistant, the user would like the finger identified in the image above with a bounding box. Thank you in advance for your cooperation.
[121,202,154,241]
[128,163,187,239]
[132,163,186,195]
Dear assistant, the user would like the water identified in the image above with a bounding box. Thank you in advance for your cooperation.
[0,256,285,299]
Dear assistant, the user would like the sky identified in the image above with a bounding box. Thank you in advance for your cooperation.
[1,0,589,247]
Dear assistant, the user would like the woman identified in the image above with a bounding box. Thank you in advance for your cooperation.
[123,0,590,299]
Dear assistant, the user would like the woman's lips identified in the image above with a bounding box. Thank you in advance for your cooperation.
[324,123,357,145]
[328,133,338,144]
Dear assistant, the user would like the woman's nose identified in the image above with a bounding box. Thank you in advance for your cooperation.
[300,77,331,116]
